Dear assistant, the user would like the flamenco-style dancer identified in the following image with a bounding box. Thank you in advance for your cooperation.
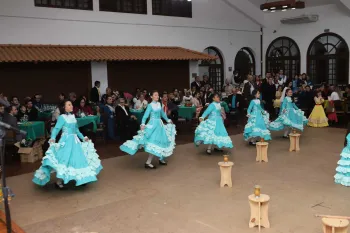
[269,88,308,138]
[33,101,103,189]
[120,90,176,169]
[244,90,271,146]
[194,93,233,154]
[334,132,350,186]
[307,91,328,127]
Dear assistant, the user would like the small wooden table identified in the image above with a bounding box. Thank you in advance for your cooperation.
[256,142,269,162]
[218,161,234,187]
[289,133,301,152]
[248,194,270,231]
[322,218,349,233]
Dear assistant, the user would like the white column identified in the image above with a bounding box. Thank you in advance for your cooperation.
[189,61,199,88]
[93,0,99,11]
[91,61,108,95]
[147,0,152,15]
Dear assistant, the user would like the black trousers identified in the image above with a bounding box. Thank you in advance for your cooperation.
[119,119,138,141]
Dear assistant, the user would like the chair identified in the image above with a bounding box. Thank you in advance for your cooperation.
[3,130,18,164]
[95,123,107,144]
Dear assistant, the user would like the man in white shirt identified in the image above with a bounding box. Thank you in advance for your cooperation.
[329,85,340,101]
[277,70,287,86]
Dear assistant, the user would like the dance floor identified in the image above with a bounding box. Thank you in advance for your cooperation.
[6,127,350,233]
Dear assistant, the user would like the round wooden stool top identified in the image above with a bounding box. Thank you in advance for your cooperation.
[289,133,301,137]
[218,161,234,167]
[322,218,349,228]
[256,142,269,146]
[248,194,270,203]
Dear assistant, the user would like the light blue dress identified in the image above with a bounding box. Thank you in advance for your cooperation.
[244,99,271,141]
[194,102,233,148]
[334,133,350,186]
[269,96,308,131]
[120,102,176,159]
[33,114,103,186]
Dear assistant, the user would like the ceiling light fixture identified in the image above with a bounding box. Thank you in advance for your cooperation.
[260,0,305,12]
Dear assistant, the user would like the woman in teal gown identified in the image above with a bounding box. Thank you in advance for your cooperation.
[269,88,308,138]
[194,93,233,154]
[33,101,102,189]
[244,90,271,145]
[335,133,350,186]
[120,90,176,169]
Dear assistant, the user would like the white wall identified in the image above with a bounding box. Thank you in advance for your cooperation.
[263,4,350,81]
[0,0,262,87]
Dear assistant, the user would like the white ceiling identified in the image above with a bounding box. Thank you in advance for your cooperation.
[248,0,336,8]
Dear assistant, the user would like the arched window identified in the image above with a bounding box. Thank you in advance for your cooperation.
[234,47,255,78]
[266,37,300,79]
[307,33,349,85]
[199,47,224,91]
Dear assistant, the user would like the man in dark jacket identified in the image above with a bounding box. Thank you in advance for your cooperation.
[90,81,101,103]
[261,77,276,116]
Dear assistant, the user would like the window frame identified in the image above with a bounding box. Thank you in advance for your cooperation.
[99,0,147,14]
[265,36,301,80]
[34,0,93,11]
[152,0,192,18]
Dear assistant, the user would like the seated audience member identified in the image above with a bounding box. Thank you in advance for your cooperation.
[17,105,28,122]
[3,105,25,141]
[115,98,138,141]
[190,86,197,97]
[223,79,234,96]
[74,98,93,116]
[58,93,66,104]
[0,93,10,107]
[26,99,38,121]
[182,91,193,104]
[69,92,79,107]
[11,96,20,109]
[170,89,181,105]
[226,87,241,111]
[161,93,179,124]
[0,104,5,121]
[101,87,113,104]
[103,96,117,140]
[192,92,203,118]
[33,94,43,109]
[134,94,148,110]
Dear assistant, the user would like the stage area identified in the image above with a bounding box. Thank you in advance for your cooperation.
[7,127,350,233]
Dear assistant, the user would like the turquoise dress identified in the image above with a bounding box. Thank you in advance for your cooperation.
[244,99,271,141]
[33,114,102,186]
[194,102,233,148]
[334,133,350,186]
[120,102,176,159]
[269,96,308,131]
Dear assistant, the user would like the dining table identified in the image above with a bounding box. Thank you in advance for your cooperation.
[178,106,196,120]
[18,121,46,140]
[76,115,100,133]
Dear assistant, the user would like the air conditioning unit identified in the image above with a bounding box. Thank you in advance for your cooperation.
[281,14,319,24]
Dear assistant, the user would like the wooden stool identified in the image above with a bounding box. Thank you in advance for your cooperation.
[248,194,270,231]
[289,133,301,152]
[218,161,234,187]
[322,218,349,233]
[256,142,269,162]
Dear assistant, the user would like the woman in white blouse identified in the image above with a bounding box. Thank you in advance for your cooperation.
[182,91,193,104]
[134,94,148,110]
